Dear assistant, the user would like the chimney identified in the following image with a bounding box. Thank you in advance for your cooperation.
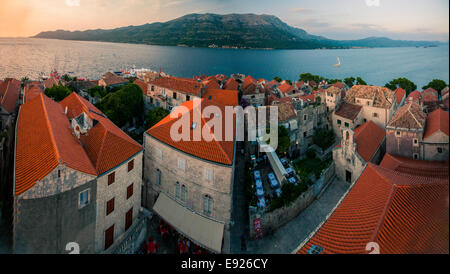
[65,106,68,115]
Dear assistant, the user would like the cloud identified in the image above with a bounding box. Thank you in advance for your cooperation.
[65,0,80,7]
[292,7,312,13]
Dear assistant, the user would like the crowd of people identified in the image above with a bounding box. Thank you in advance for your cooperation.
[141,219,209,254]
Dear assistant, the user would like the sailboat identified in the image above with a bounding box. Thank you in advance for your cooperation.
[333,57,341,68]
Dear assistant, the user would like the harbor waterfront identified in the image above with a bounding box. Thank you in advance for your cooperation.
[0,38,448,88]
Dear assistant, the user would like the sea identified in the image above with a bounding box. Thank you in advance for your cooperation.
[0,38,448,88]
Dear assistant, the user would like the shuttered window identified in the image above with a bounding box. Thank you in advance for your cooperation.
[104,225,114,250]
[156,169,161,186]
[128,159,134,172]
[106,198,115,216]
[125,208,133,231]
[108,172,115,185]
[127,183,133,199]
[181,185,187,202]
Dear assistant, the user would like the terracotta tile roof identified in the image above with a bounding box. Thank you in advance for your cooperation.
[442,87,449,98]
[0,78,20,113]
[270,96,292,105]
[345,85,395,109]
[421,93,438,104]
[394,88,406,104]
[149,76,204,96]
[203,79,220,89]
[295,81,305,88]
[24,82,45,103]
[243,75,256,89]
[308,80,317,87]
[60,92,142,174]
[102,72,128,86]
[424,108,449,138]
[278,83,295,94]
[387,102,426,129]
[133,79,148,95]
[407,90,421,102]
[146,99,235,165]
[242,82,258,95]
[43,77,59,89]
[380,153,449,179]
[422,87,438,97]
[296,94,315,104]
[15,94,97,195]
[224,78,239,90]
[332,82,346,89]
[298,162,448,254]
[268,80,280,88]
[278,100,297,122]
[325,86,341,95]
[334,102,362,121]
[202,89,238,106]
[353,121,385,162]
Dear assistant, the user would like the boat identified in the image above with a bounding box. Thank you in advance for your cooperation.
[333,57,341,68]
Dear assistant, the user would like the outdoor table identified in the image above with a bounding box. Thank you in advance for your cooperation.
[256,188,264,197]
[254,170,261,180]
[257,197,266,208]
[286,167,295,175]
[255,178,263,189]
[288,177,297,184]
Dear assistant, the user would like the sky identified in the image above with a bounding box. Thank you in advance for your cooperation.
[0,0,448,41]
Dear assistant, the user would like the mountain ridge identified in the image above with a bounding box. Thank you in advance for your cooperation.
[34,13,445,49]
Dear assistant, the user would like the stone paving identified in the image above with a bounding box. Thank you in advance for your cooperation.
[231,176,349,254]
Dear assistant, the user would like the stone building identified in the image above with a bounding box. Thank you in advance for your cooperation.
[422,108,449,161]
[333,121,385,183]
[325,86,342,112]
[332,102,363,138]
[344,85,397,130]
[241,75,266,107]
[13,92,143,254]
[0,78,20,130]
[146,76,204,111]
[98,72,128,89]
[143,98,237,254]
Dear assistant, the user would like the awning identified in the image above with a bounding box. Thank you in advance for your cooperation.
[152,192,224,253]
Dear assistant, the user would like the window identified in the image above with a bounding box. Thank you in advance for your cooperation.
[104,225,114,250]
[181,185,187,202]
[413,138,419,146]
[303,132,307,138]
[108,172,115,185]
[344,122,349,128]
[128,160,134,172]
[173,92,177,99]
[177,158,186,171]
[155,147,162,159]
[337,119,342,125]
[155,169,161,186]
[413,153,419,160]
[203,195,212,216]
[395,131,401,137]
[175,182,180,198]
[127,183,133,199]
[186,95,190,101]
[303,115,307,121]
[437,147,443,153]
[367,101,370,106]
[57,170,61,178]
[205,168,213,181]
[161,89,166,95]
[125,208,133,231]
[106,198,115,216]
[373,112,378,118]
[151,85,154,91]
[79,189,90,208]
[356,100,360,104]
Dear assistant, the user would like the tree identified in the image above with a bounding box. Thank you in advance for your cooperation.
[277,125,290,154]
[45,84,72,102]
[299,73,325,83]
[423,79,448,96]
[88,86,107,98]
[285,80,292,85]
[312,128,335,150]
[96,83,144,127]
[385,77,417,95]
[356,77,367,85]
[344,77,356,87]
[62,74,71,82]
[145,107,170,129]
[273,76,282,83]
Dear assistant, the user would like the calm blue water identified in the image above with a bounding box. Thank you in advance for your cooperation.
[0,38,448,88]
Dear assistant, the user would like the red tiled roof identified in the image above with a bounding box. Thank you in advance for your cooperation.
[134,79,148,95]
[421,93,438,104]
[334,102,362,121]
[394,88,406,104]
[295,81,305,88]
[296,94,315,104]
[380,153,448,179]
[44,77,59,89]
[224,78,239,90]
[388,102,426,129]
[298,163,448,254]
[278,83,295,94]
[422,87,438,97]
[203,79,220,89]
[150,76,203,96]
[60,92,142,174]
[424,108,449,138]
[15,94,97,195]
[353,121,385,162]
[24,82,45,103]
[407,90,421,102]
[332,82,346,89]
[243,75,256,89]
[146,99,235,165]
[202,89,238,106]
[0,78,20,113]
[102,73,128,86]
